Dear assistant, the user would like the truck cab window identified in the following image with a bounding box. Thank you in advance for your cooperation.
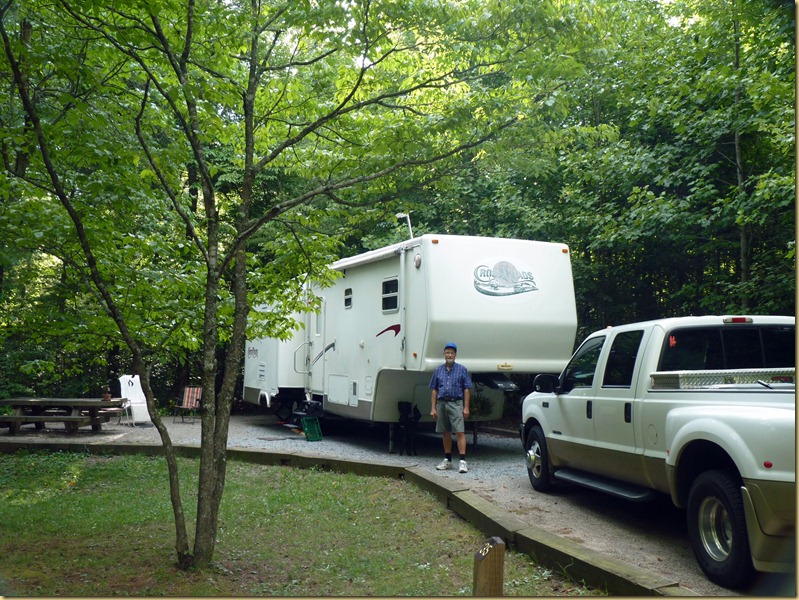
[659,328,722,371]
[561,336,605,393]
[659,324,797,371]
[722,328,763,369]
[603,330,644,387]
[762,326,795,367]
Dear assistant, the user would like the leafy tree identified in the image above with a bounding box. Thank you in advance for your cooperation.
[612,0,795,314]
[391,0,794,333]
[0,0,574,568]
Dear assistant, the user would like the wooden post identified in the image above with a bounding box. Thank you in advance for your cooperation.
[473,536,505,597]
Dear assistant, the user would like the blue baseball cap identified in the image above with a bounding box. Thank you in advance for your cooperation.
[444,342,458,352]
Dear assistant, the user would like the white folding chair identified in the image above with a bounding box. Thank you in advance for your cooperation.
[118,375,151,426]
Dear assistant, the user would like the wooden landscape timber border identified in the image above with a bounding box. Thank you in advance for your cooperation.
[0,440,698,597]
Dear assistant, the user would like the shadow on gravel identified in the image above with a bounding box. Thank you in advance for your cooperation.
[312,417,520,460]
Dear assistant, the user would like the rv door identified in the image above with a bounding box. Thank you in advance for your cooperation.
[307,297,327,396]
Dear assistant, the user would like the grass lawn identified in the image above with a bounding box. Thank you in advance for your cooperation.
[0,450,603,596]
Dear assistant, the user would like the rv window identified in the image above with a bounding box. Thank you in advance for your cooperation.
[344,288,352,309]
[382,278,399,312]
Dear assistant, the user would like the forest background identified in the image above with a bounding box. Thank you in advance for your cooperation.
[0,0,794,404]
[0,0,794,569]
[0,0,794,403]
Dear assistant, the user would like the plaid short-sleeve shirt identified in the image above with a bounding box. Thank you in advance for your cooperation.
[429,362,472,400]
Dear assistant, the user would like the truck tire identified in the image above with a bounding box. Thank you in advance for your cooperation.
[525,425,554,492]
[686,470,755,589]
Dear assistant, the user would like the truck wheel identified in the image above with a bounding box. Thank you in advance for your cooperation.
[525,425,554,492]
[686,470,755,589]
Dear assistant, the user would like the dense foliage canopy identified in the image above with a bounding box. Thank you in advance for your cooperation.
[0,0,794,568]
[1,0,793,399]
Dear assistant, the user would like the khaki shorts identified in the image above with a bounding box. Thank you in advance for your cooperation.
[436,399,465,433]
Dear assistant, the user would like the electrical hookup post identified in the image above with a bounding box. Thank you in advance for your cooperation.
[473,536,505,597]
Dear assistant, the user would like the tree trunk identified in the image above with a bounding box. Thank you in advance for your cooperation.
[193,262,225,566]
[0,13,196,568]
[135,359,193,568]
[731,6,750,311]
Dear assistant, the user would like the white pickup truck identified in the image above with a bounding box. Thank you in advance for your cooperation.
[519,315,795,589]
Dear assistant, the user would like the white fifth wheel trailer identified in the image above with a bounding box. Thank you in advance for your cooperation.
[243,234,578,425]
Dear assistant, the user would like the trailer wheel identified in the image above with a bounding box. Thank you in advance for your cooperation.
[687,470,755,589]
[525,425,555,492]
[290,400,303,425]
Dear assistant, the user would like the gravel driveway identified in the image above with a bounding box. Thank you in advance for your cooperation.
[3,411,794,597]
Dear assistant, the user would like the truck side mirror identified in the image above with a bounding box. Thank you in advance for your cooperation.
[534,373,560,394]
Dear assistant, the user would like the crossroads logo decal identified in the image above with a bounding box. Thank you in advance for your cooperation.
[474,259,538,296]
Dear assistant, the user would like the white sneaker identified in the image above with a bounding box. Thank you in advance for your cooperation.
[459,460,468,473]
[436,459,452,470]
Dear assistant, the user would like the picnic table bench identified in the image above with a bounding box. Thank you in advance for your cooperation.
[0,398,124,435]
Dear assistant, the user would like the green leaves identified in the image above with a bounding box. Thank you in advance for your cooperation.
[0,0,791,401]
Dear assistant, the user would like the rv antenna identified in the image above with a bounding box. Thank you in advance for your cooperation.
[396,212,414,239]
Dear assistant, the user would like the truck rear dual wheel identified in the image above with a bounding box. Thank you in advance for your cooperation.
[525,425,554,492]
[686,470,755,589]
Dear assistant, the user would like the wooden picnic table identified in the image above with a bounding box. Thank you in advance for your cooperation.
[0,397,124,435]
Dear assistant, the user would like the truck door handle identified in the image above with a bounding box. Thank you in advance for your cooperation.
[624,402,632,423]
[586,400,592,419]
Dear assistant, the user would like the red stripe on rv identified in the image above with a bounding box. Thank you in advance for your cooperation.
[376,324,401,337]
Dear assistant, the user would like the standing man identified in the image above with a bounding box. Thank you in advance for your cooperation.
[429,342,472,473]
